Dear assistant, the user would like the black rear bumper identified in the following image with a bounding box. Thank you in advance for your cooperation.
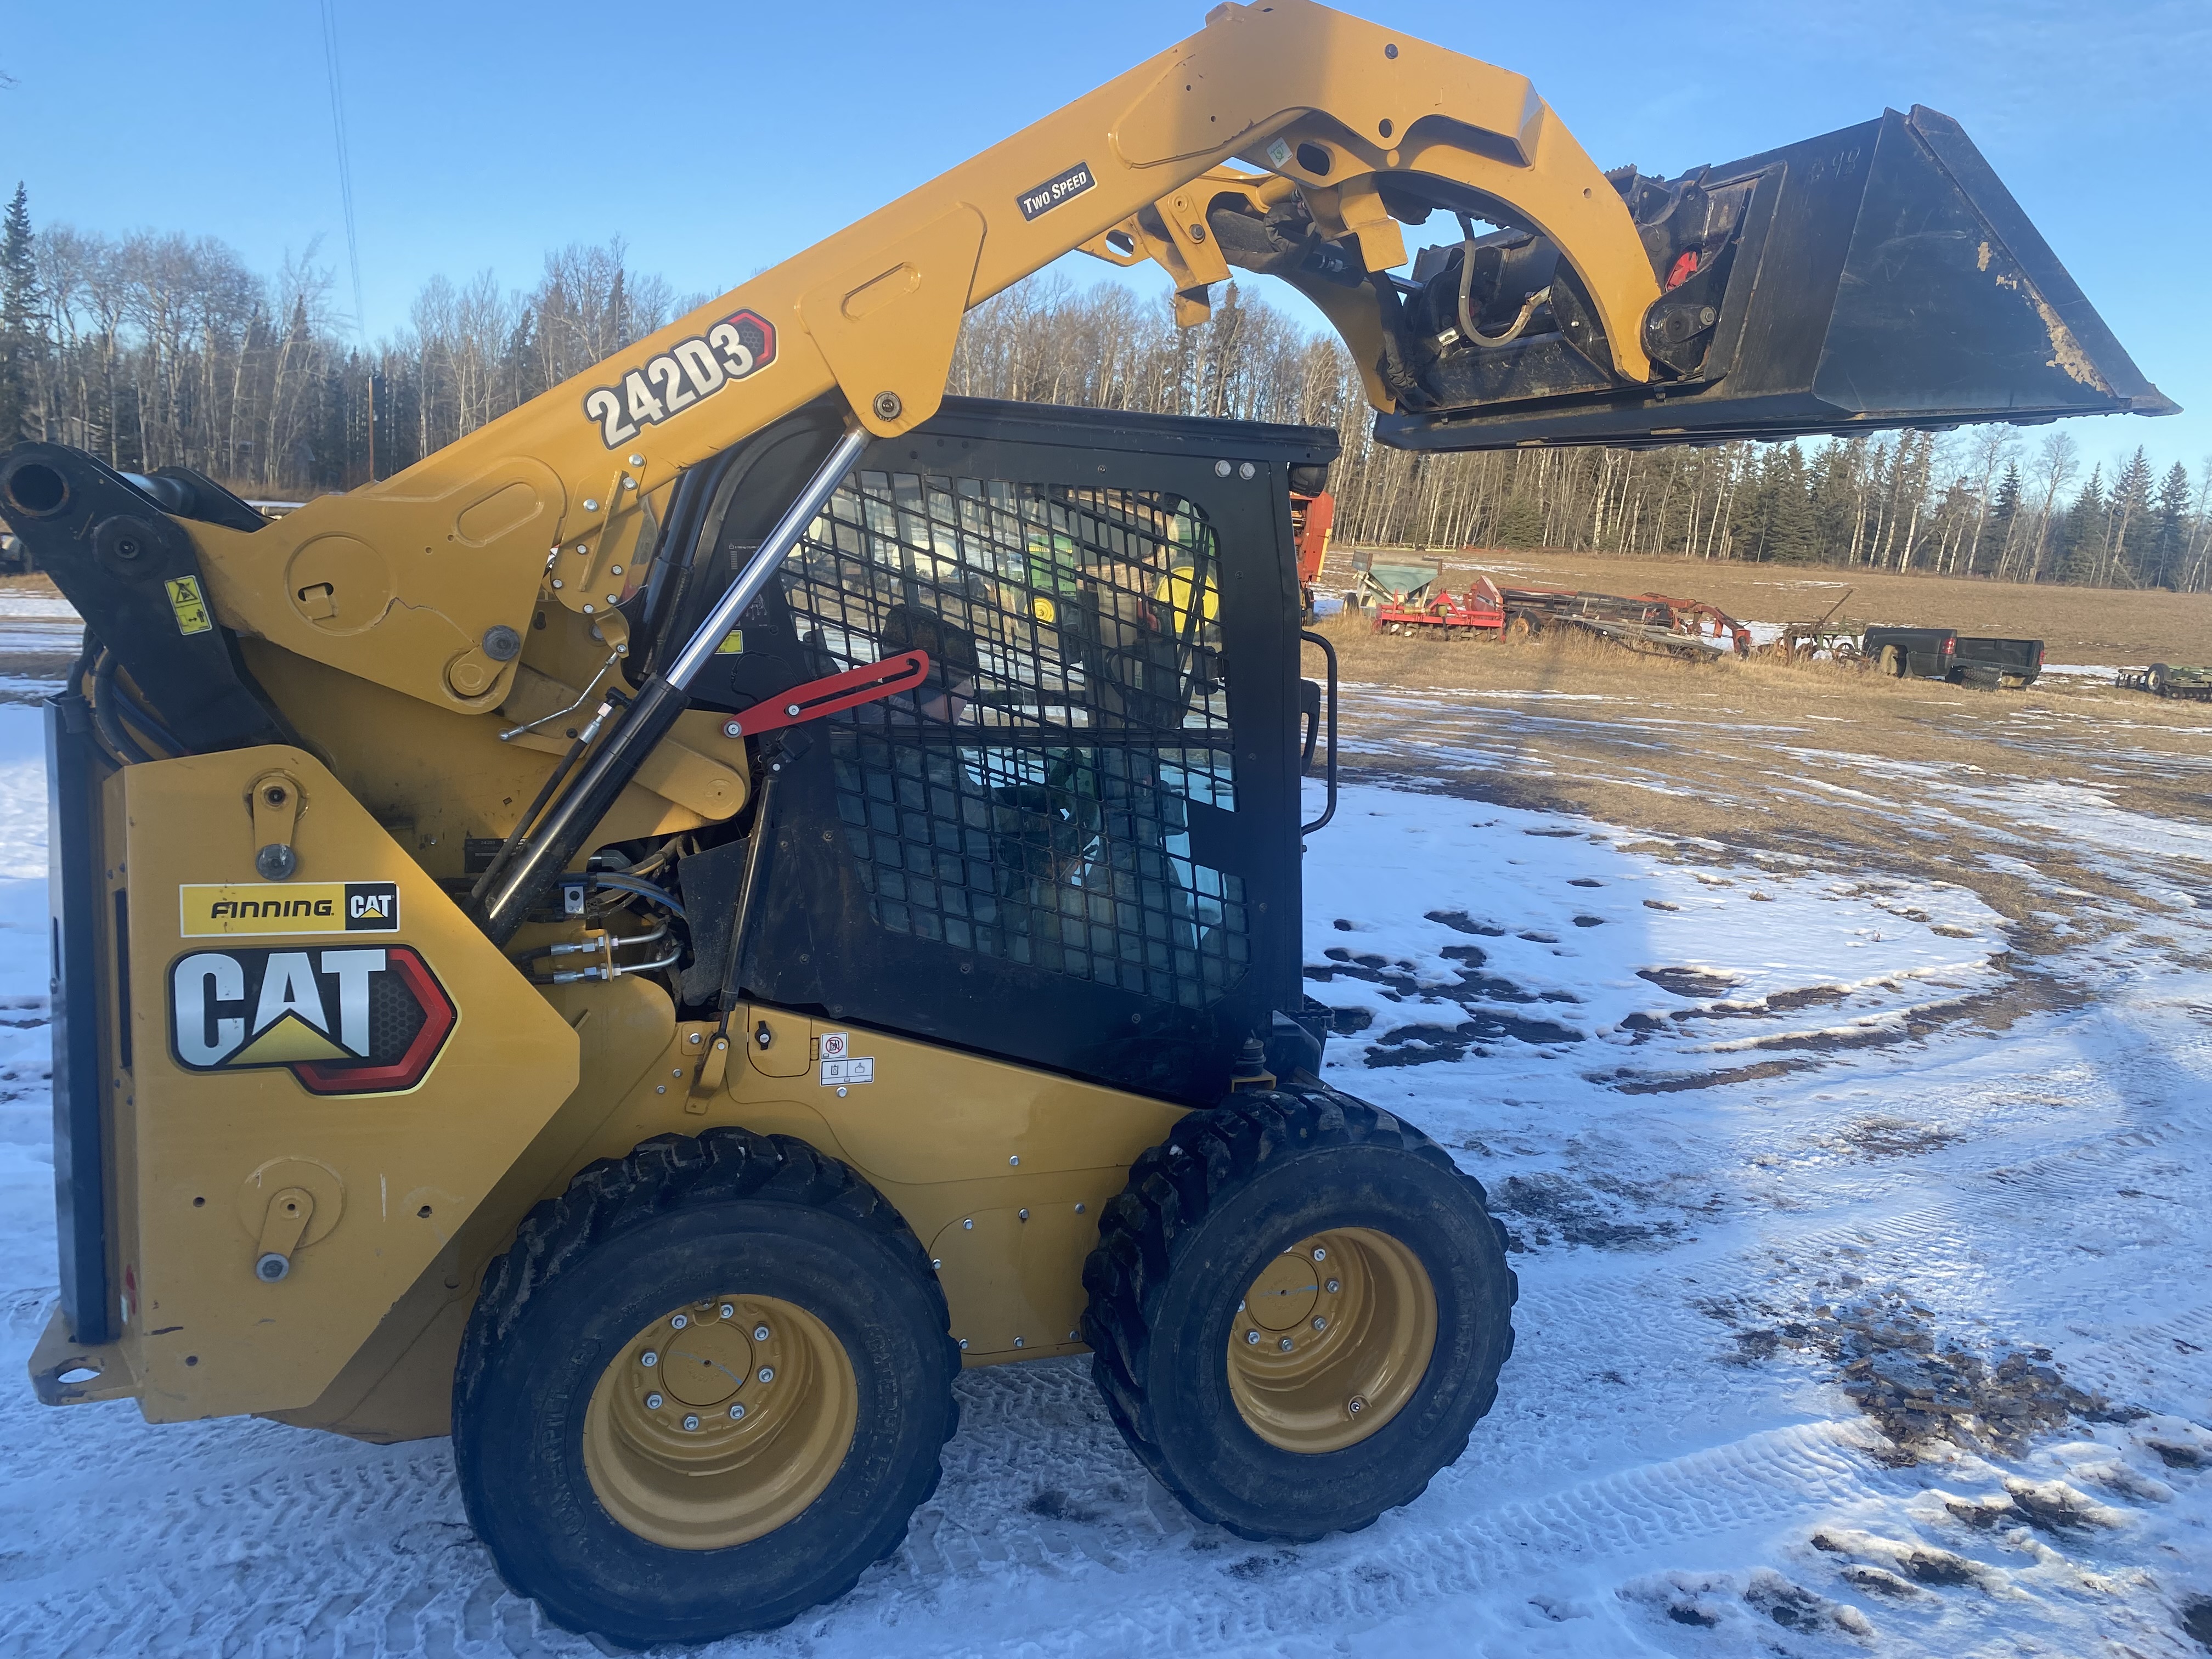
[47,691,113,1344]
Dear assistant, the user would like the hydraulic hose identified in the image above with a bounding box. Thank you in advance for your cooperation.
[591,871,689,921]
[90,651,154,765]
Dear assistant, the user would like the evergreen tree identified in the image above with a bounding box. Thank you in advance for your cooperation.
[1493,491,1544,549]
[1980,461,2021,575]
[2152,462,2192,590]
[0,183,37,442]
[503,306,539,411]
[1807,441,1861,565]
[2107,447,2155,583]
[2058,466,2107,584]
[1763,445,1816,563]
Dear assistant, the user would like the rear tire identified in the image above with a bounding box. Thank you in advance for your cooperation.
[454,1129,958,1646]
[1082,1082,1516,1541]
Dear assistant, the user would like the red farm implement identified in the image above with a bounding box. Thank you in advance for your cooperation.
[1492,584,1752,658]
[1368,572,1751,660]
[1374,574,1507,637]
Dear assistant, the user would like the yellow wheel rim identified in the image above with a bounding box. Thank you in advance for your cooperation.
[1225,1228,1437,1454]
[583,1294,857,1550]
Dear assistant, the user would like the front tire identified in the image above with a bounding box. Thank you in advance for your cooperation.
[1081,1083,1516,1541]
[454,1129,958,1646]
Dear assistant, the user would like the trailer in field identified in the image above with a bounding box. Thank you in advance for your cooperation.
[2118,663,2212,701]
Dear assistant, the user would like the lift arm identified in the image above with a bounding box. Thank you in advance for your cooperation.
[0,1,1656,728]
[0,0,2167,933]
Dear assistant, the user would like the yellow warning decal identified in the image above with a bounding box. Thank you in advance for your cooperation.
[165,575,212,636]
[180,881,399,938]
[715,629,746,655]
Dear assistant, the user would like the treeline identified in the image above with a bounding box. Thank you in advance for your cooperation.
[0,184,701,492]
[1,182,2205,588]
[947,277,2212,591]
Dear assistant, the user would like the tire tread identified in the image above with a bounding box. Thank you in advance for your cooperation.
[454,1126,960,1637]
[1080,1077,1517,1537]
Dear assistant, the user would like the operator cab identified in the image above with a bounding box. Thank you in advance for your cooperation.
[647,399,1336,1105]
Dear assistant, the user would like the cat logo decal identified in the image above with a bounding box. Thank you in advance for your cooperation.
[169,945,455,1096]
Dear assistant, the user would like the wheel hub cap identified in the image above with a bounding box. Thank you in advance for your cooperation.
[1225,1228,1437,1454]
[583,1294,856,1550]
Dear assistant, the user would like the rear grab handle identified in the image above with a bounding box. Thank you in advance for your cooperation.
[1299,629,1338,834]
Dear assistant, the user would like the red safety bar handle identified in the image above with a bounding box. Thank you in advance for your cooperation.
[720,650,932,740]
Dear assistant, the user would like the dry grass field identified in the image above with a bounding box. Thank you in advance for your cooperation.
[1306,611,2212,944]
[1325,546,2212,666]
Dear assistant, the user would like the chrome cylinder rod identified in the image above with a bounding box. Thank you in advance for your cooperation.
[475,425,868,944]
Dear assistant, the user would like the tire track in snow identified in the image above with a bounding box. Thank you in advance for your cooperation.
[2047,1301,2212,1409]
[845,1420,1891,1659]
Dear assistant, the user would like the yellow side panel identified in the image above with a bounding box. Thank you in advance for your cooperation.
[117,747,579,1421]
[787,1017,1181,1186]
[729,1015,1186,1363]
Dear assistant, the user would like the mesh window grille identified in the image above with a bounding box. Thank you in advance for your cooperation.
[781,467,1248,1009]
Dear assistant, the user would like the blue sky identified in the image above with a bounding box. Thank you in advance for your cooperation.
[3,0,2205,478]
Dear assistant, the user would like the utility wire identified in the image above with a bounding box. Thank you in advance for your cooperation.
[318,0,376,478]
[318,0,365,335]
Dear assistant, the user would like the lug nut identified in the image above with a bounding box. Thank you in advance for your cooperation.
[641,1350,658,1367]
[1347,1396,1367,1415]
[1312,1247,1328,1262]
[1326,1279,1341,1294]
[1312,1317,1328,1331]
[671,1313,689,1329]
[1278,1336,1294,1352]
[758,1367,775,1384]
[754,1324,771,1341]
[645,1391,664,1410]
[1245,1330,1261,1345]
[682,1414,700,1431]
[720,1303,735,1320]
[729,1402,746,1420]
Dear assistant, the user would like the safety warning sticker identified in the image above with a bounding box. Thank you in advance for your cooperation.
[821,1057,874,1087]
[165,574,212,636]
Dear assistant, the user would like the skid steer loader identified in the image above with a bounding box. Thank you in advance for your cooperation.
[1,1,2166,1643]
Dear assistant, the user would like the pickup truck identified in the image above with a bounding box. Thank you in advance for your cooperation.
[1862,626,2043,689]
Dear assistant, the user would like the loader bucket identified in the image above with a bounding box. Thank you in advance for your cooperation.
[1378,105,2175,451]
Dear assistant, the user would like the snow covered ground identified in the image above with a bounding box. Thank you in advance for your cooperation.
[0,681,2207,1656]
